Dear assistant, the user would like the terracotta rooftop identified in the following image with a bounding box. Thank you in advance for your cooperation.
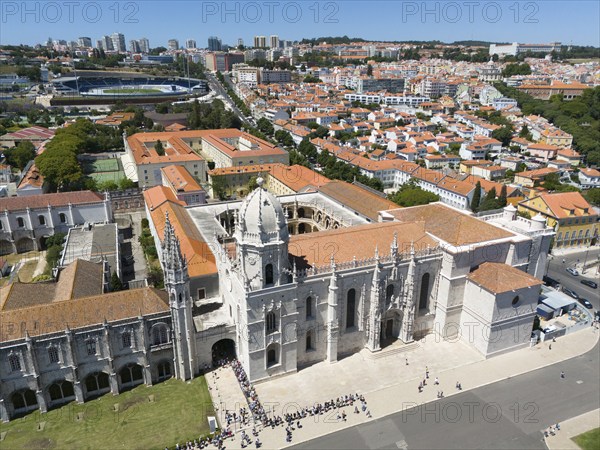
[318,180,398,221]
[0,191,104,211]
[289,221,436,269]
[161,165,203,193]
[520,192,595,219]
[0,287,169,342]
[387,203,514,246]
[268,164,330,192]
[467,262,542,294]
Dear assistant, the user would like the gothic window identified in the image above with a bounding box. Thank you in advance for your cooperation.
[59,213,67,223]
[17,217,25,228]
[8,353,21,372]
[122,332,132,349]
[346,288,356,329]
[306,329,315,351]
[157,361,172,381]
[266,311,277,334]
[86,339,96,356]
[153,325,169,345]
[306,296,313,319]
[386,284,394,304]
[265,264,274,285]
[419,273,430,310]
[48,346,59,364]
[38,215,46,226]
[266,343,279,367]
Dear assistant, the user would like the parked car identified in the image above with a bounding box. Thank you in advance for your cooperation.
[580,280,598,289]
[578,298,593,309]
[563,288,579,299]
[543,276,560,288]
[566,267,579,276]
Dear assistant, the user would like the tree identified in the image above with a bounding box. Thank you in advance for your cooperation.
[498,185,508,207]
[110,272,124,291]
[211,176,228,200]
[248,176,259,191]
[584,188,600,206]
[35,148,83,190]
[389,183,439,207]
[492,125,514,147]
[4,141,36,170]
[519,125,533,140]
[155,140,165,156]
[470,181,482,212]
[366,64,373,76]
[478,188,500,212]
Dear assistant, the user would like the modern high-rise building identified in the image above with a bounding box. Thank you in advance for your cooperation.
[100,35,114,51]
[208,36,222,51]
[185,39,197,49]
[77,37,92,48]
[95,39,103,50]
[237,38,244,48]
[139,37,150,54]
[129,40,141,53]
[110,33,126,52]
[254,35,267,48]
[269,35,280,49]
[168,39,179,50]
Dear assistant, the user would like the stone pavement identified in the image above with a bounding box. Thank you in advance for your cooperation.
[544,409,600,450]
[203,327,599,450]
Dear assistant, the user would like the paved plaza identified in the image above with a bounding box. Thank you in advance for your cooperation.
[201,326,599,450]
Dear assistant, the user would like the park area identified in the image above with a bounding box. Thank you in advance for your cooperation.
[573,428,600,450]
[0,377,215,450]
[82,157,127,184]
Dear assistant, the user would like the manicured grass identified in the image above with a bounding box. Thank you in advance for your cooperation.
[572,427,600,450]
[89,171,126,184]
[103,88,164,94]
[0,377,215,450]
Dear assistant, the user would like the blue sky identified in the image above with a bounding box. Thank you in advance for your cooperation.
[1,1,599,47]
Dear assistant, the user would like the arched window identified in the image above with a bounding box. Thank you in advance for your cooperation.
[265,264,274,285]
[266,311,277,333]
[297,207,305,218]
[153,325,169,345]
[386,284,394,303]
[48,380,74,402]
[8,353,21,372]
[122,332,132,348]
[512,296,520,307]
[59,213,67,223]
[306,296,313,319]
[86,339,96,356]
[38,215,46,226]
[48,346,59,364]
[346,289,356,329]
[17,217,25,228]
[419,273,430,310]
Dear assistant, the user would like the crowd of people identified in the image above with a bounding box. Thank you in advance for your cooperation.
[170,427,234,450]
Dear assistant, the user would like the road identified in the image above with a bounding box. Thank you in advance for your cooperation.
[290,342,600,450]
[204,71,252,127]
[547,247,600,312]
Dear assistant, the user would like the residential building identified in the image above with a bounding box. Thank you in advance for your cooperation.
[110,33,126,52]
[518,192,598,248]
[517,81,589,101]
[185,39,197,49]
[208,36,222,51]
[578,168,600,190]
[167,39,179,51]
[489,42,562,57]
[161,165,206,206]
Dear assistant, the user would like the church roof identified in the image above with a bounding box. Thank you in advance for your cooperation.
[289,221,436,269]
[467,262,542,294]
[0,287,169,342]
[386,203,514,246]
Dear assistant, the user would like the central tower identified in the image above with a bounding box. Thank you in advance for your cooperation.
[234,177,290,291]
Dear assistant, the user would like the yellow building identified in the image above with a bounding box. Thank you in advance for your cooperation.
[518,192,598,248]
[539,128,573,148]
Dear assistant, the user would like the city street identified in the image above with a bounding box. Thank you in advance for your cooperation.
[290,342,600,450]
[547,247,600,311]
[204,71,252,126]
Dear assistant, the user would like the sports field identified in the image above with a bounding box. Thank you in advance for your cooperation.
[104,88,164,94]
[83,158,126,184]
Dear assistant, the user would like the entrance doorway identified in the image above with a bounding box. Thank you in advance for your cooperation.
[211,339,236,366]
[380,316,396,349]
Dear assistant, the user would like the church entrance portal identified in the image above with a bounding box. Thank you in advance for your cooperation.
[380,311,399,349]
[212,339,236,366]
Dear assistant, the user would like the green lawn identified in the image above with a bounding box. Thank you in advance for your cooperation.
[0,377,215,450]
[103,88,163,94]
[573,428,600,450]
[89,171,126,183]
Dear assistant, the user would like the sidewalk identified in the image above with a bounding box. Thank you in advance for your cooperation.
[206,327,599,450]
[545,409,600,450]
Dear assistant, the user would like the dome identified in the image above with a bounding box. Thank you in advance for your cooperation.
[236,177,289,244]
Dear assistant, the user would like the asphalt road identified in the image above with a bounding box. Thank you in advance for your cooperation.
[204,72,251,126]
[290,342,600,450]
[547,248,600,312]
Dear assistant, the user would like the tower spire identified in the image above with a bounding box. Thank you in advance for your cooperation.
[162,211,187,275]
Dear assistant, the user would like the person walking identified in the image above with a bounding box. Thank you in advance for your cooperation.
[560,371,565,378]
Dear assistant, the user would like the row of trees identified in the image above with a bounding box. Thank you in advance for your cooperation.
[470,182,508,212]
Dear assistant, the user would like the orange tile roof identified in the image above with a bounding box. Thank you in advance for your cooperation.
[467,262,542,294]
[0,191,103,211]
[388,203,514,246]
[521,192,595,219]
[289,221,436,269]
[144,186,217,278]
[161,165,203,193]
[268,164,330,192]
[318,180,398,221]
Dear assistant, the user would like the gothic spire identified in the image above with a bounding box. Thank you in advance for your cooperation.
[163,211,186,273]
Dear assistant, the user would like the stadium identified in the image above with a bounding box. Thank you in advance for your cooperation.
[51,73,208,98]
